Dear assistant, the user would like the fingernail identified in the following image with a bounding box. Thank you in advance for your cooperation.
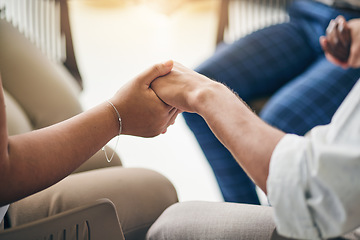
[338,22,344,32]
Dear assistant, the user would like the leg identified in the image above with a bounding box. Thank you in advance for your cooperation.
[7,167,178,240]
[196,23,316,102]
[72,147,122,174]
[184,22,317,204]
[260,56,360,135]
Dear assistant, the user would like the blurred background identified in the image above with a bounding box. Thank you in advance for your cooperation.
[68,0,224,202]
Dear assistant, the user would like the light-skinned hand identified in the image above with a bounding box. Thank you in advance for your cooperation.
[151,61,221,113]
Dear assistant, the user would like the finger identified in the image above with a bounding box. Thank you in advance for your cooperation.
[168,107,178,117]
[138,60,174,87]
[326,19,336,36]
[161,108,181,134]
[335,15,346,22]
[336,22,347,47]
[333,26,350,61]
[157,96,175,113]
[331,22,340,45]
[327,53,349,69]
[322,37,338,61]
[168,106,176,114]
[319,36,328,52]
[150,80,172,107]
[326,20,340,50]
[147,82,175,116]
[171,109,183,124]
[324,52,345,66]
[170,109,182,125]
[336,16,349,47]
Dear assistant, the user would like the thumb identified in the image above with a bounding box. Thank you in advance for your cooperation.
[140,60,174,87]
[319,36,328,51]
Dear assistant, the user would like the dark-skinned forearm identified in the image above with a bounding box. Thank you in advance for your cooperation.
[0,102,118,206]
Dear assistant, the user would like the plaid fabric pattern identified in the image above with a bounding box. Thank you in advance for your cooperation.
[183,0,360,204]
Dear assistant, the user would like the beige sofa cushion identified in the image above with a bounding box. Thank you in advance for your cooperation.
[0,19,82,130]
[3,89,33,136]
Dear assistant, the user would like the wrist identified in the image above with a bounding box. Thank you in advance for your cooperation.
[193,82,236,116]
[101,100,122,163]
[104,100,122,138]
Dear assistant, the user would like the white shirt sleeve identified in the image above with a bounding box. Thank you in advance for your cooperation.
[267,80,360,239]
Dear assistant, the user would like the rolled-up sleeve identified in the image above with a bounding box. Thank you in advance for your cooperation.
[267,81,360,239]
[268,134,320,238]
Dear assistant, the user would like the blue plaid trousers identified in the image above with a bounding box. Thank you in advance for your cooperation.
[183,0,360,204]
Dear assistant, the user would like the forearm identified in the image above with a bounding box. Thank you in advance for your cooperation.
[0,61,176,207]
[0,102,118,206]
[195,82,285,192]
[151,62,285,191]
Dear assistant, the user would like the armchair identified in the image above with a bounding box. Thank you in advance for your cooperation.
[0,199,125,240]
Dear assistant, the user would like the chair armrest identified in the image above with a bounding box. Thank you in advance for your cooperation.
[0,199,125,240]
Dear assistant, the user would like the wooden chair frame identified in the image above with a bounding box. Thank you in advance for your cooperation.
[0,0,83,88]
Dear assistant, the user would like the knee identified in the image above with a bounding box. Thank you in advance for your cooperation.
[107,168,178,240]
[259,98,309,135]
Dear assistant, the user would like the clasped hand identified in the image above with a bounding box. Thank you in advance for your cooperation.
[320,15,360,69]
[109,61,182,137]
[151,61,221,114]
